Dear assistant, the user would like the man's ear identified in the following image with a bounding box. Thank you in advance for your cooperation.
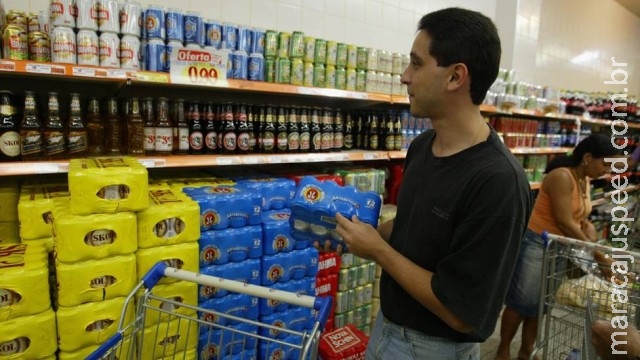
[447,63,468,91]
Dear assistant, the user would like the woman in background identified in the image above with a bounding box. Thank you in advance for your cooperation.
[496,133,618,360]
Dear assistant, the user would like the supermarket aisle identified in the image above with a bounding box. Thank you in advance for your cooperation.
[480,308,523,360]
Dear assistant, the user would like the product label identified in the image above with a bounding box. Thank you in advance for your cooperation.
[155,127,173,152]
[45,130,65,155]
[237,132,250,151]
[0,337,29,356]
[299,132,310,150]
[154,218,185,238]
[189,131,203,150]
[144,127,156,150]
[67,130,88,154]
[84,229,116,246]
[223,132,237,151]
[20,131,42,155]
[0,288,21,307]
[0,131,20,157]
[205,131,217,150]
[179,128,189,150]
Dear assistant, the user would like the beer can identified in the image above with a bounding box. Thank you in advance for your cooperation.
[264,30,277,58]
[366,48,378,71]
[164,40,182,72]
[402,54,409,72]
[27,13,40,32]
[120,34,141,70]
[248,52,264,81]
[49,0,75,28]
[290,57,303,86]
[221,49,233,78]
[356,46,368,70]
[303,61,314,87]
[165,8,184,42]
[205,19,222,49]
[391,74,402,95]
[313,63,325,88]
[336,67,346,90]
[334,313,345,328]
[392,52,402,75]
[232,50,248,80]
[326,41,337,66]
[277,31,290,58]
[221,22,237,50]
[28,31,51,62]
[314,38,326,65]
[346,67,356,91]
[120,0,142,37]
[365,70,377,93]
[336,43,347,68]
[98,0,119,33]
[355,69,366,92]
[76,29,100,66]
[303,36,315,63]
[347,44,357,69]
[38,11,50,33]
[265,56,275,83]
[185,43,201,49]
[144,5,165,39]
[145,38,165,71]
[6,10,27,30]
[289,31,304,58]
[75,0,98,30]
[237,25,251,54]
[51,26,76,64]
[99,31,120,68]
[275,56,290,84]
[250,27,265,54]
[325,64,336,89]
[338,268,349,291]
[2,25,28,60]
[184,11,202,45]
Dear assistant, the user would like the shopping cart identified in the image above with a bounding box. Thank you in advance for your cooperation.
[531,232,640,360]
[87,262,332,360]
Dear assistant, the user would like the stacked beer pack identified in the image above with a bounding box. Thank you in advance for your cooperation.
[0,179,19,245]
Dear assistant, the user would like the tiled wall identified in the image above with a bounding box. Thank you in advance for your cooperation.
[3,0,639,94]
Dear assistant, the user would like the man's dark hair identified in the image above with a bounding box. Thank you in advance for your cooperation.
[418,8,501,105]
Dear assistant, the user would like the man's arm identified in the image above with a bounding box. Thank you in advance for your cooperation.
[377,219,394,242]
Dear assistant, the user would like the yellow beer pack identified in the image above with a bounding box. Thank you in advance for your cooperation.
[56,296,135,352]
[53,199,137,263]
[139,281,198,327]
[68,157,149,215]
[21,237,54,253]
[18,184,69,240]
[57,339,132,360]
[0,222,18,245]
[55,254,137,307]
[0,309,57,359]
[0,179,18,222]
[140,318,198,357]
[0,243,50,321]
[137,187,200,249]
[136,242,199,285]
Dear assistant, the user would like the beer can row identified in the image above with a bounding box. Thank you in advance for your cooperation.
[225,50,264,81]
[4,9,49,33]
[49,0,134,34]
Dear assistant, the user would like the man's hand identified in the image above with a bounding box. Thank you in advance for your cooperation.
[592,320,640,359]
[335,213,387,261]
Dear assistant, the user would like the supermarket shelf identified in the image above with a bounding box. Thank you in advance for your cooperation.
[509,147,572,155]
[388,150,407,159]
[0,59,132,82]
[591,184,640,206]
[491,107,640,129]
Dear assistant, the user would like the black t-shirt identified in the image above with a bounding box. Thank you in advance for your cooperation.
[380,128,532,342]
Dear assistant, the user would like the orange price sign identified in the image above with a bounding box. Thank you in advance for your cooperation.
[169,48,228,87]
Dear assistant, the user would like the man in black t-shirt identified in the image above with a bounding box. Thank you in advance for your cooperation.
[335,7,532,360]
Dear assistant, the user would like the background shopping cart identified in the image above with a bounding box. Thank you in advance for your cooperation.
[87,262,332,360]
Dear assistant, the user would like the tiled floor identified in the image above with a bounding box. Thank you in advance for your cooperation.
[480,308,524,360]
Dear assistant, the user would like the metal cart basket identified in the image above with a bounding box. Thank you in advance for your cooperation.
[87,262,332,360]
[532,232,640,360]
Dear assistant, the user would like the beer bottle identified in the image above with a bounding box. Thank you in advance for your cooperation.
[86,96,104,156]
[0,91,21,161]
[173,99,189,154]
[310,107,322,152]
[262,105,276,153]
[254,106,264,153]
[142,97,156,155]
[66,93,88,158]
[383,111,395,151]
[20,91,44,160]
[287,106,300,153]
[221,102,237,154]
[44,92,66,159]
[204,102,218,154]
[354,112,363,149]
[368,112,379,150]
[247,105,256,153]
[155,97,173,155]
[362,112,370,150]
[343,111,354,151]
[104,98,122,155]
[393,111,403,151]
[236,104,250,154]
[188,102,204,154]
[126,97,145,155]
[298,107,310,153]
[320,107,333,152]
[333,108,344,152]
[275,106,288,153]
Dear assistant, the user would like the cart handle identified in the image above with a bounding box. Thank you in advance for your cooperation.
[85,332,122,360]
[142,262,333,329]
[541,231,640,258]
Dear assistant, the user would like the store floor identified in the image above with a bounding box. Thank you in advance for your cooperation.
[479,307,523,360]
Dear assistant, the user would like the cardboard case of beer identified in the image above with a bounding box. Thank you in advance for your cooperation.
[137,187,200,249]
[136,242,199,285]
[319,324,369,360]
[18,184,69,240]
[55,254,137,307]
[0,243,50,321]
[0,309,57,359]
[0,179,18,222]
[68,157,149,215]
[0,222,18,245]
[53,199,137,263]
[56,296,135,352]
[137,281,198,327]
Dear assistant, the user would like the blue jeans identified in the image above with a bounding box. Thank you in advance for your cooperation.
[366,311,480,360]
[504,228,545,318]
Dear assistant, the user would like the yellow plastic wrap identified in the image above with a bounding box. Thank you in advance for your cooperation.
[18,184,69,240]
[68,157,149,215]
[0,179,18,222]
[0,222,18,245]
[160,349,196,360]
[138,281,198,327]
[140,319,198,357]
[57,339,132,360]
[136,242,199,285]
[53,199,137,263]
[21,237,54,253]
[0,243,50,321]
[55,254,136,308]
[56,296,135,352]
[0,309,57,359]
[137,188,200,249]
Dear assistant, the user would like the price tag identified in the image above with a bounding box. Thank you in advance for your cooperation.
[267,156,283,164]
[72,67,96,77]
[242,156,260,164]
[0,60,16,71]
[216,157,236,165]
[135,71,170,83]
[106,69,127,78]
[363,152,379,160]
[169,48,228,87]
[34,163,66,174]
[137,159,156,168]
[26,63,66,75]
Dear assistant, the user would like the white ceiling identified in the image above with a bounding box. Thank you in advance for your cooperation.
[615,0,640,18]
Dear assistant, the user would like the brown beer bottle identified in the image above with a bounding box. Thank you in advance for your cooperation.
[262,106,275,153]
[298,107,310,153]
[86,96,104,156]
[154,97,173,155]
[221,102,237,154]
[188,102,204,155]
[173,99,189,154]
[20,91,44,160]
[44,92,66,159]
[343,111,354,151]
[126,98,145,155]
[310,107,322,152]
[247,105,256,153]
[0,91,21,161]
[287,106,300,153]
[142,97,156,155]
[204,102,218,154]
[320,107,333,152]
[104,98,122,155]
[333,109,344,152]
[66,93,89,158]
[368,112,379,150]
[236,104,250,154]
